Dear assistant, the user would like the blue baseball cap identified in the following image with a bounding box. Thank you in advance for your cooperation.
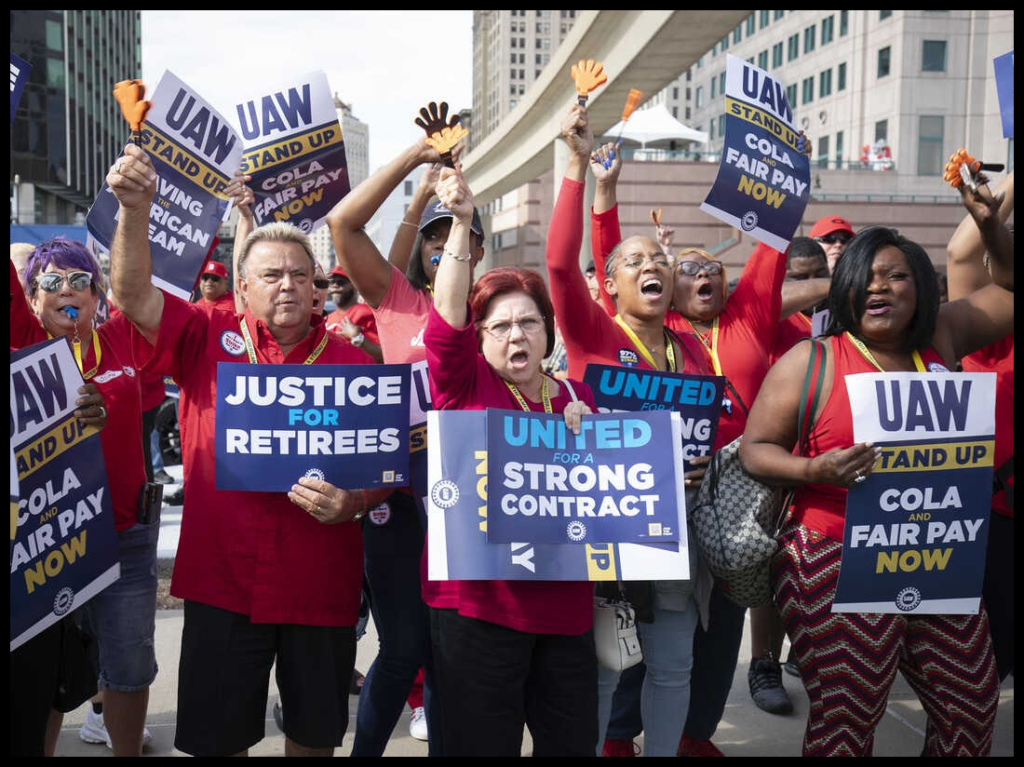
[418,200,483,236]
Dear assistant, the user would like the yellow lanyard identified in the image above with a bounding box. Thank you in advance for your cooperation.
[239,318,328,365]
[504,377,552,413]
[685,316,723,376]
[845,332,927,372]
[49,329,102,380]
[614,315,676,372]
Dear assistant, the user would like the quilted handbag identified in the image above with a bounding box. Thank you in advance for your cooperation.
[690,339,827,608]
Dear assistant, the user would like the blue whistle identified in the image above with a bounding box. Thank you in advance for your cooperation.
[63,306,79,319]
[430,255,442,267]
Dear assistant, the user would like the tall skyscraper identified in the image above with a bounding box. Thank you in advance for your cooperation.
[11,10,142,225]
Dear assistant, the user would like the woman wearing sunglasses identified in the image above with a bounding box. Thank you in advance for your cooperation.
[12,237,157,757]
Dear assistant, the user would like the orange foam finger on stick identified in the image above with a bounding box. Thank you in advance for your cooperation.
[571,59,607,106]
[650,208,662,227]
[621,89,643,122]
[114,79,152,146]
[414,101,469,168]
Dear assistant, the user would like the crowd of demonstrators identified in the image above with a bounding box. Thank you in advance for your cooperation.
[945,169,1015,683]
[739,170,1014,755]
[546,105,712,758]
[426,163,599,756]
[10,240,157,757]
[325,136,482,757]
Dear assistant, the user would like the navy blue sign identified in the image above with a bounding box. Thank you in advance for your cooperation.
[10,52,31,126]
[993,51,1014,138]
[214,362,411,492]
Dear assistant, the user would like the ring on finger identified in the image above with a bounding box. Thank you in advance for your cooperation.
[97,405,107,419]
[114,160,123,175]
[853,471,866,484]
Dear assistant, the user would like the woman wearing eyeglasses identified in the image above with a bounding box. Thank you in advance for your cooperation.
[12,237,157,757]
[425,164,598,756]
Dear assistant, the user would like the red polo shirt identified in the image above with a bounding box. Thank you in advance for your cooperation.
[132,293,374,626]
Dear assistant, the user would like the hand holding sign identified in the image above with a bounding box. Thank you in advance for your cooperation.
[415,101,468,168]
[113,79,152,146]
[571,59,607,106]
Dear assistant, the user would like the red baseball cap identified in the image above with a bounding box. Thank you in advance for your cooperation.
[330,265,348,279]
[809,215,854,239]
[201,260,228,279]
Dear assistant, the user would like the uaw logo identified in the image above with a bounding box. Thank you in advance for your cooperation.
[221,330,246,356]
[430,479,460,509]
[304,468,326,483]
[895,586,922,612]
[618,349,640,367]
[53,586,75,616]
[368,502,391,526]
[740,211,759,231]
[567,520,587,541]
[927,362,950,373]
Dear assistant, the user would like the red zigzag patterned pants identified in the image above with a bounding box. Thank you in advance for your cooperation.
[773,521,999,757]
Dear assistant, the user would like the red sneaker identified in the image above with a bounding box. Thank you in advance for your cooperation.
[677,734,725,757]
[602,738,641,757]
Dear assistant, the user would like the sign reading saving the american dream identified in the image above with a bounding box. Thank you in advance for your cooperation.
[10,337,119,652]
[833,372,996,615]
[427,410,692,581]
[700,54,810,251]
[233,70,350,234]
[485,409,682,545]
[87,70,243,300]
[583,364,724,474]
[214,362,411,492]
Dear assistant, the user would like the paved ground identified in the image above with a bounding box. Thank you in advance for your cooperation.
[53,463,1015,756]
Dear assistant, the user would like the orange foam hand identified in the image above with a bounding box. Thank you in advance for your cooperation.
[943,148,980,189]
[571,59,607,104]
[414,101,468,165]
[113,79,152,133]
[426,125,469,157]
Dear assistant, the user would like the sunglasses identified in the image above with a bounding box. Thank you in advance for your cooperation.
[677,260,724,277]
[35,271,93,293]
[313,278,330,289]
[815,233,852,245]
[200,274,223,282]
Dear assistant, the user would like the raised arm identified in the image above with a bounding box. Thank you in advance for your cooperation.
[387,158,451,273]
[780,277,830,319]
[327,140,442,308]
[430,166,475,330]
[107,143,164,343]
[224,171,255,313]
[946,170,1014,300]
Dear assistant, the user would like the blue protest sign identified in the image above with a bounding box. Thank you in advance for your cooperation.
[485,409,682,545]
[10,52,31,126]
[407,360,432,526]
[835,372,996,614]
[993,51,1013,138]
[10,337,119,651]
[583,363,724,473]
[87,71,242,300]
[214,362,411,492]
[427,410,691,581]
[701,55,810,251]
[234,71,350,234]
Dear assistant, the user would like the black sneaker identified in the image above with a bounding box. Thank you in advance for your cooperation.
[163,487,184,506]
[748,657,794,714]
[154,469,174,484]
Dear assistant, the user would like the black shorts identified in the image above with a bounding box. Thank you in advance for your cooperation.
[174,600,356,756]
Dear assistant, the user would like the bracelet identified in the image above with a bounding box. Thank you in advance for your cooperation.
[443,248,473,262]
[399,220,418,229]
[352,489,369,521]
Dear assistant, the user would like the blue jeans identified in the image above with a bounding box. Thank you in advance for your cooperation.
[683,582,746,740]
[605,661,645,740]
[597,600,699,756]
[351,492,435,757]
[85,520,160,690]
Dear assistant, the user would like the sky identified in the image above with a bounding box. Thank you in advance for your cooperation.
[141,11,474,172]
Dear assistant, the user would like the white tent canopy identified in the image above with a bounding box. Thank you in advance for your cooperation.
[603,102,709,147]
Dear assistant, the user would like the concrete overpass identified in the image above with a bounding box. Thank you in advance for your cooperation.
[462,10,753,207]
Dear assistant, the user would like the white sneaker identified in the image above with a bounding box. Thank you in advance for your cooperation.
[409,706,428,741]
[79,707,153,748]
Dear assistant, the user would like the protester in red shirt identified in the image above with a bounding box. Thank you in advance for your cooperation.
[195,259,234,314]
[324,265,383,362]
[106,143,389,757]
[425,164,597,756]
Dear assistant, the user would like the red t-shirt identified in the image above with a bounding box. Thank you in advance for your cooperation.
[325,302,381,347]
[424,304,597,635]
[132,294,374,625]
[771,312,813,366]
[10,262,147,533]
[793,335,950,541]
[961,335,1013,518]
[546,179,709,382]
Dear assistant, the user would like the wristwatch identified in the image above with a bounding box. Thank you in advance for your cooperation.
[351,332,365,347]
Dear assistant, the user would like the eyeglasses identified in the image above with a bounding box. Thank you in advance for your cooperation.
[482,315,546,340]
[328,277,348,286]
[313,278,330,289]
[35,271,93,293]
[615,255,672,272]
[200,274,223,282]
[815,233,852,245]
[677,260,724,277]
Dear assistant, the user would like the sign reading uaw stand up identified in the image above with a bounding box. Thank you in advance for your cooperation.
[701,54,810,251]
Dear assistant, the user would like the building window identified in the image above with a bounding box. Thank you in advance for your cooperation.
[720,35,729,51]
[820,68,832,98]
[817,135,830,168]
[918,115,944,175]
[695,86,703,109]
[710,119,715,141]
[746,15,755,35]
[404,181,413,196]
[45,19,63,50]
[840,10,849,36]
[718,114,726,135]
[875,119,888,142]
[733,25,742,44]
[838,62,847,91]
[672,106,678,118]
[802,77,814,105]
[785,84,797,111]
[759,10,769,28]
[877,46,891,78]
[719,72,726,94]
[672,86,679,100]
[711,77,717,99]
[774,10,785,20]
[772,42,783,69]
[804,26,816,54]
[758,50,768,70]
[880,11,893,20]
[821,15,834,45]
[922,40,947,72]
[788,34,799,62]
[835,130,844,165]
